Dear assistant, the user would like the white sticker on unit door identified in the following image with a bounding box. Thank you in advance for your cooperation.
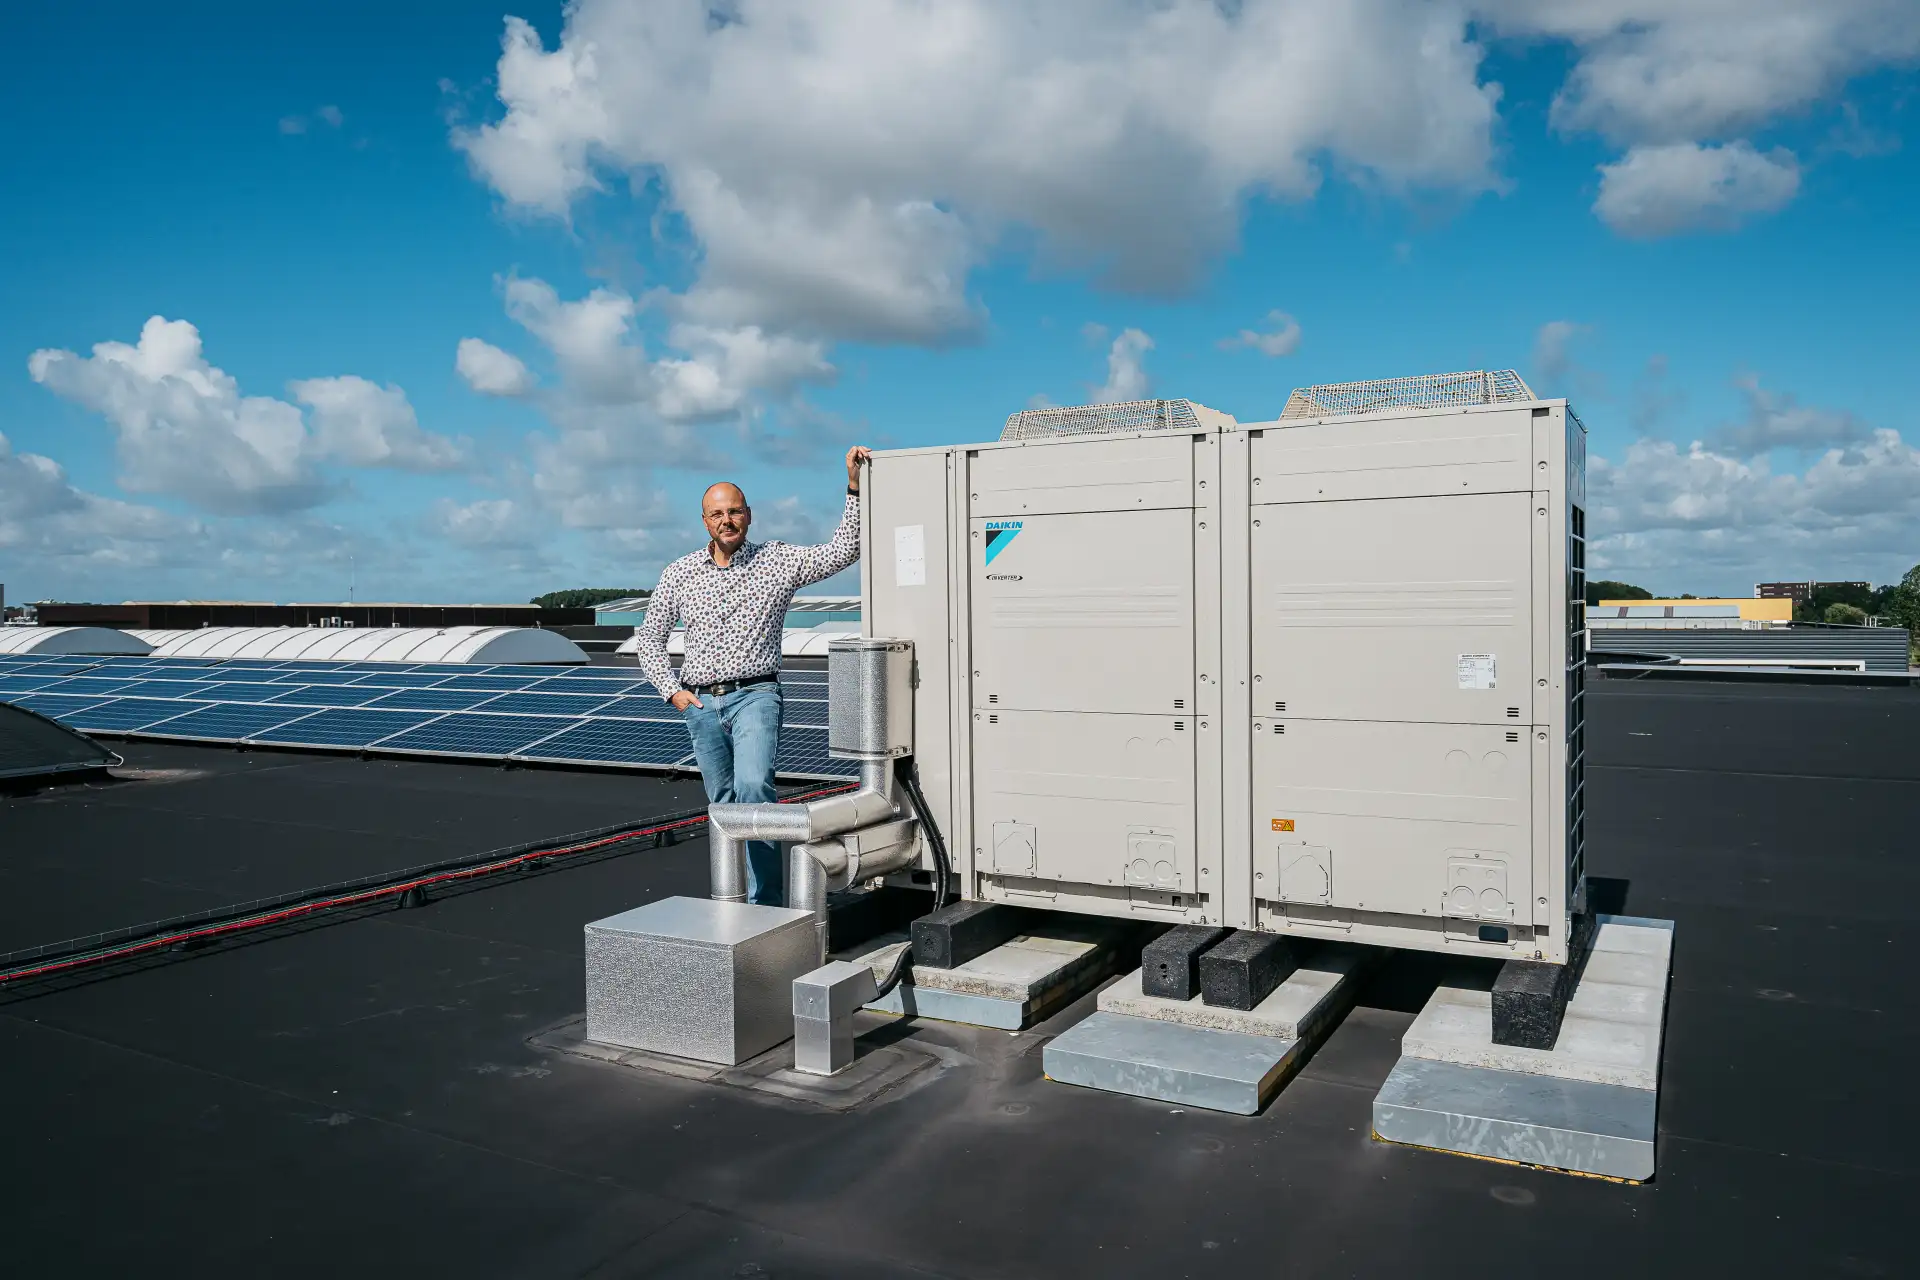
[1457,653,1497,690]
[894,524,926,587]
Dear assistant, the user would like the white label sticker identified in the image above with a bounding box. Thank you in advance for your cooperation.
[893,524,926,587]
[1457,653,1497,690]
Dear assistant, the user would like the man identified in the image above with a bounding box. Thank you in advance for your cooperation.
[635,445,872,905]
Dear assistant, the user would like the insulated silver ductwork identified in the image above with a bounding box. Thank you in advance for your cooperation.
[827,637,913,760]
[707,640,919,958]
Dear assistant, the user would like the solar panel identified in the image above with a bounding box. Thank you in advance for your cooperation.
[9,693,114,719]
[373,712,579,757]
[433,675,545,692]
[250,708,440,747]
[475,691,615,717]
[336,662,424,672]
[343,671,451,688]
[362,687,502,711]
[266,669,369,685]
[33,676,150,696]
[591,696,677,721]
[783,702,829,729]
[63,697,209,733]
[486,664,579,676]
[113,678,229,699]
[773,728,852,779]
[529,678,645,697]
[265,685,387,708]
[138,703,323,741]
[189,681,303,702]
[515,718,695,766]
[0,676,62,694]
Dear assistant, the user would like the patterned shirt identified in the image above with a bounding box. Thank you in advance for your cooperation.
[635,493,862,699]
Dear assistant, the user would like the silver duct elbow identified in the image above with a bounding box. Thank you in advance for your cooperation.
[707,638,912,905]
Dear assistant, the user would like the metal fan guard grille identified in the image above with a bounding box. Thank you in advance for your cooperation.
[1001,398,1203,441]
[1281,369,1536,419]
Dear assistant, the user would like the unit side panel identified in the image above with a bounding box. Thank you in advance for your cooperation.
[970,434,1194,517]
[1250,493,1535,725]
[1220,431,1255,928]
[1250,406,1534,503]
[1192,435,1225,917]
[972,709,1196,894]
[970,508,1195,715]
[866,450,955,842]
[1252,717,1533,945]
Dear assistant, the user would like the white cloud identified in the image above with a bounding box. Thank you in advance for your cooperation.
[30,317,324,514]
[456,4,1502,345]
[1093,328,1153,404]
[455,2,1920,347]
[292,376,469,471]
[456,337,536,396]
[1481,1,1920,148]
[1220,310,1302,357]
[280,104,345,135]
[28,316,465,514]
[427,496,538,548]
[1594,141,1801,237]
[1588,384,1920,587]
[0,431,208,583]
[1533,319,1588,382]
[1709,374,1867,455]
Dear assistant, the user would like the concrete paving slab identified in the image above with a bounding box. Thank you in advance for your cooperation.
[1043,1011,1304,1115]
[1373,1056,1657,1181]
[1401,916,1674,1091]
[1097,942,1367,1042]
[846,919,1131,1030]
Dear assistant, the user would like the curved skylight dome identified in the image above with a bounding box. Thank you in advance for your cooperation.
[141,626,588,665]
[0,626,152,656]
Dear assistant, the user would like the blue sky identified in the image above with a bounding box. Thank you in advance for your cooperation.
[4,0,1917,606]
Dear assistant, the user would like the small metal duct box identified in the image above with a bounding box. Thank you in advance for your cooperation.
[584,897,817,1065]
[828,637,914,760]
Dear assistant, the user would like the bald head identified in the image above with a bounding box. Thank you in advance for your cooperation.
[701,481,752,558]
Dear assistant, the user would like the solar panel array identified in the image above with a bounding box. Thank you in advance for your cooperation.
[0,652,852,781]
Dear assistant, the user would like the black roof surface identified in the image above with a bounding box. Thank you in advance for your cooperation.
[3,677,1914,1278]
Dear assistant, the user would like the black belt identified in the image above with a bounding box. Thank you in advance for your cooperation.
[683,673,778,697]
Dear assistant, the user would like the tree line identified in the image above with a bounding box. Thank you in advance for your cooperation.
[1587,567,1920,631]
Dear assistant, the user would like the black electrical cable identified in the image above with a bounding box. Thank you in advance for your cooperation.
[871,756,953,1000]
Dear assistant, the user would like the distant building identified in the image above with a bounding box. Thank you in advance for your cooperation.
[1756,581,1870,605]
[35,601,596,629]
[1595,597,1792,626]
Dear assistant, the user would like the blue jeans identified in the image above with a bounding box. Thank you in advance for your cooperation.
[683,682,785,905]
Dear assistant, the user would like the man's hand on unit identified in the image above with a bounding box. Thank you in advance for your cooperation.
[846,444,873,491]
[670,690,704,711]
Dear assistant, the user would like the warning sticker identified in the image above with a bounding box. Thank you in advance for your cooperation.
[1271,818,1295,832]
[1457,653,1497,690]
[894,524,926,587]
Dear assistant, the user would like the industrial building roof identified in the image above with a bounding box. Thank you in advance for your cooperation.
[126,625,589,665]
[0,625,152,656]
[1,675,1910,1275]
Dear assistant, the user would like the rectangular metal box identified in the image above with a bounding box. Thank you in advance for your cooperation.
[584,897,818,1065]
[864,384,1585,965]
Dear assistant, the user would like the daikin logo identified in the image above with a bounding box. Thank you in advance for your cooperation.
[982,520,1023,565]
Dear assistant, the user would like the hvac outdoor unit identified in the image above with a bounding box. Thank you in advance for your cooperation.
[863,372,1587,964]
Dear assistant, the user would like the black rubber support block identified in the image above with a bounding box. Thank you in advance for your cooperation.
[826,885,933,953]
[909,901,1034,970]
[1197,930,1298,1010]
[1491,911,1598,1049]
[1140,924,1229,1000]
